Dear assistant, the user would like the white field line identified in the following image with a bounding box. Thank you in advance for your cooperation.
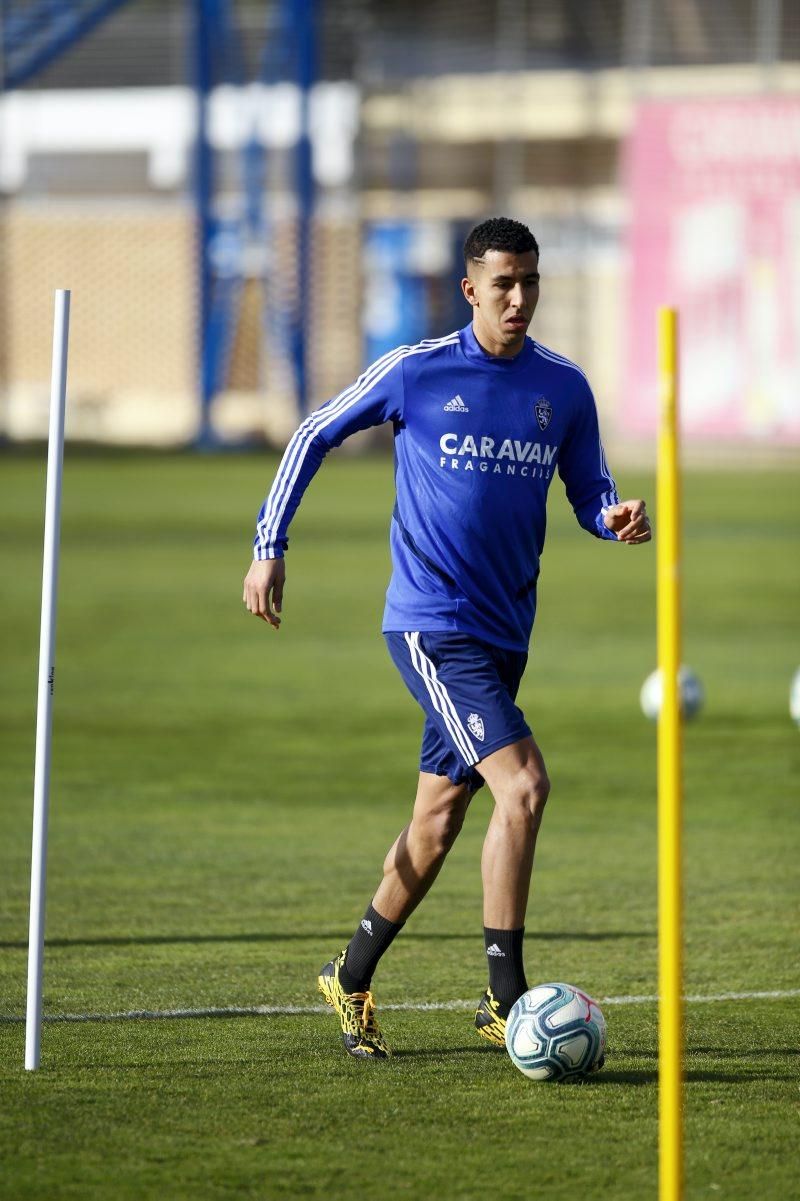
[0,989,798,1025]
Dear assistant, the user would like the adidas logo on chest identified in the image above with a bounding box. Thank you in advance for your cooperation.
[443,394,469,413]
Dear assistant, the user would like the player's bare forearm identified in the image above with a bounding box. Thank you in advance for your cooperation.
[243,558,286,628]
[603,499,652,545]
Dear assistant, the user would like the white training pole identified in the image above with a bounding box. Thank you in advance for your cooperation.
[25,289,71,1071]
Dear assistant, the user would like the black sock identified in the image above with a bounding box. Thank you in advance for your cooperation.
[484,926,527,1011]
[340,903,404,993]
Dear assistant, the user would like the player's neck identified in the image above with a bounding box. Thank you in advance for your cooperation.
[470,318,527,360]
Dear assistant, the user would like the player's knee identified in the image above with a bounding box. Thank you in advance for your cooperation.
[428,812,462,858]
[419,786,469,857]
[523,768,550,822]
[499,767,550,826]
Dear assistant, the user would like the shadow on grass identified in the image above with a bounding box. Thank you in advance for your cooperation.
[597,1056,796,1085]
[537,1066,790,1086]
[585,1069,657,1086]
[0,930,654,951]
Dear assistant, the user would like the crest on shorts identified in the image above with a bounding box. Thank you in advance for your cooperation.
[533,395,552,431]
[467,712,485,742]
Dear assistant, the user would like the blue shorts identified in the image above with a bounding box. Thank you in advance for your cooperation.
[384,631,531,793]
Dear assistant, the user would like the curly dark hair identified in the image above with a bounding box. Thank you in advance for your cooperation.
[463,217,539,268]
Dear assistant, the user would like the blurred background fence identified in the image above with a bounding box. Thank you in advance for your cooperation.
[1,0,799,454]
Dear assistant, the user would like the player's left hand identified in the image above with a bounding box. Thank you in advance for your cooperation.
[603,499,651,544]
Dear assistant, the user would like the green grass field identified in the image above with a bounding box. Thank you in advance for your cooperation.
[1,450,798,1200]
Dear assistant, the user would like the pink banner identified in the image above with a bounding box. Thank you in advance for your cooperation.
[625,97,800,442]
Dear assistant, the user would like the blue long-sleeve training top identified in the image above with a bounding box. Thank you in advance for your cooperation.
[254,322,620,652]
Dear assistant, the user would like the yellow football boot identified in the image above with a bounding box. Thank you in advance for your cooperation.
[318,949,391,1060]
[474,987,510,1047]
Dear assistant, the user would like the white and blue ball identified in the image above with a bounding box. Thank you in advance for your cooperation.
[505,983,606,1082]
[640,666,704,721]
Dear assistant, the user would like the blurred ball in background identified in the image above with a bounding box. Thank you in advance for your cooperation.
[640,666,704,721]
[790,669,800,728]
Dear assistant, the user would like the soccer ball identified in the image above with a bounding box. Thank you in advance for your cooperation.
[639,666,704,721]
[505,983,606,1082]
[791,669,800,727]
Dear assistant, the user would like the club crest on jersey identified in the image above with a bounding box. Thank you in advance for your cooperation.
[467,712,485,741]
[533,396,552,431]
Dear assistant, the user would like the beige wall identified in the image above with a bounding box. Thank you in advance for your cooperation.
[1,202,196,442]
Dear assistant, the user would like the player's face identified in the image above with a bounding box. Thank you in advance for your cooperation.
[461,249,540,358]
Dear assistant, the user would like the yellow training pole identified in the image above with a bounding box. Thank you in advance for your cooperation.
[657,306,683,1201]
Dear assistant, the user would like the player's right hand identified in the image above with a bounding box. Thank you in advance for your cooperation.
[243,558,285,629]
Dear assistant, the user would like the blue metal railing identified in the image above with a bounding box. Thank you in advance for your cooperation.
[1,0,134,91]
[193,0,318,444]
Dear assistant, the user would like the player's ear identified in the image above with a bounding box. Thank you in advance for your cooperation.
[461,275,477,306]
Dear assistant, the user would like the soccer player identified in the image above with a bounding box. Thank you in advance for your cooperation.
[244,217,651,1060]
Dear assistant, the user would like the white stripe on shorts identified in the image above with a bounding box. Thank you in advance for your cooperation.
[404,632,479,765]
[404,633,468,759]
